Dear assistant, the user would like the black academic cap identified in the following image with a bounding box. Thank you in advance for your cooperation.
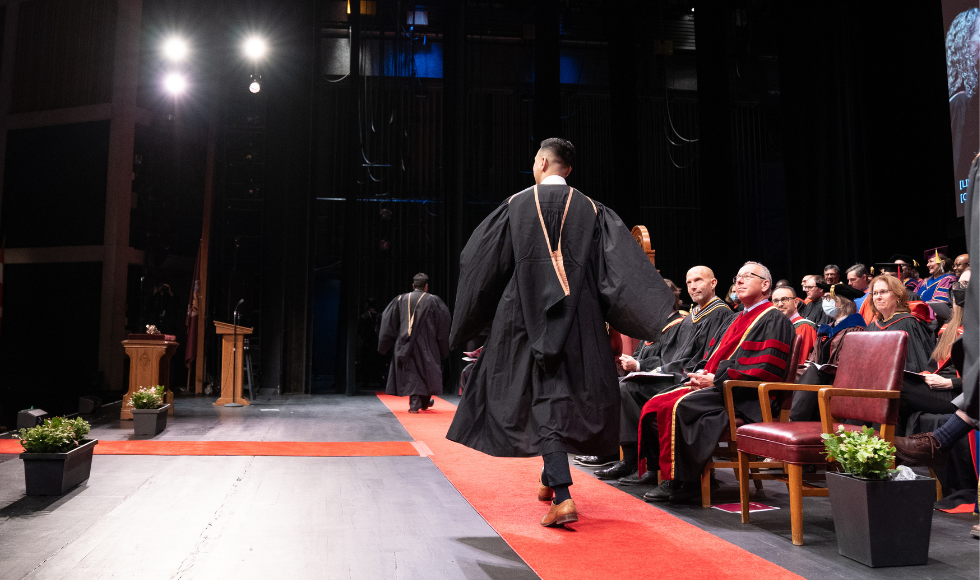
[815,282,865,301]
[889,254,918,267]
[871,262,900,275]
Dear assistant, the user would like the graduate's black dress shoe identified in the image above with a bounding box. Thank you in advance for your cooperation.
[572,455,619,468]
[643,480,675,502]
[420,397,435,410]
[618,470,659,486]
[594,460,636,480]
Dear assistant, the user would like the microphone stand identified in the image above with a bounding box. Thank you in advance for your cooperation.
[225,298,246,407]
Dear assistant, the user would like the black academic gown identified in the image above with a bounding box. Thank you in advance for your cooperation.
[378,290,451,397]
[865,313,935,373]
[447,184,673,457]
[658,297,735,382]
[962,156,979,421]
[632,311,688,371]
[801,299,834,326]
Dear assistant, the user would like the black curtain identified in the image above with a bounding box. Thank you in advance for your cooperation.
[778,2,960,277]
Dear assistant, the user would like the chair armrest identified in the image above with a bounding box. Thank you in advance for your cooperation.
[817,388,901,435]
[756,383,825,422]
[722,380,762,439]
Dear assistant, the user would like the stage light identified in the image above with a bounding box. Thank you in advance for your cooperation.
[249,81,261,93]
[162,37,188,61]
[244,36,267,60]
[164,72,187,95]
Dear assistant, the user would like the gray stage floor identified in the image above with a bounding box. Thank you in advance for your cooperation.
[1,392,977,580]
[0,393,537,580]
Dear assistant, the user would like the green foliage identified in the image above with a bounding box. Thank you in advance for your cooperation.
[16,416,92,454]
[822,425,897,480]
[131,385,165,409]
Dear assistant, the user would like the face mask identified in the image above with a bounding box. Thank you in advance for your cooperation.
[950,287,966,308]
[822,300,840,318]
[729,293,738,302]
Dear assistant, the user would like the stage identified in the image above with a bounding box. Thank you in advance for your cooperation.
[0,394,976,579]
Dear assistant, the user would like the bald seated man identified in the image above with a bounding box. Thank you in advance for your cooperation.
[953,254,970,278]
[595,265,735,484]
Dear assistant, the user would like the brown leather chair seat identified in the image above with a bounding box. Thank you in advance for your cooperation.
[737,422,862,465]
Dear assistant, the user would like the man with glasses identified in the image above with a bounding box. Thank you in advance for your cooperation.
[772,286,817,367]
[638,261,794,502]
[800,275,833,325]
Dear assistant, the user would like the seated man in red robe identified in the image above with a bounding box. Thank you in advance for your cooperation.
[638,261,795,502]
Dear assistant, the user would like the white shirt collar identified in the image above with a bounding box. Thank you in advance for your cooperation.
[541,174,567,185]
[741,298,768,313]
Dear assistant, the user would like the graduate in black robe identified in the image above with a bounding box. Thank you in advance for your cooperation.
[447,138,673,527]
[378,273,451,412]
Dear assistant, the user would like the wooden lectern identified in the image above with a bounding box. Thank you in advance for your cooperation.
[214,321,253,406]
[121,335,178,420]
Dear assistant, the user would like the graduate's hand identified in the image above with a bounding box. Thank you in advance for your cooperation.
[620,354,639,372]
[923,374,953,390]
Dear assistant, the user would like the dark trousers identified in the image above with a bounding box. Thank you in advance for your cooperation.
[540,452,573,488]
[789,365,835,422]
[620,377,676,444]
[409,395,432,411]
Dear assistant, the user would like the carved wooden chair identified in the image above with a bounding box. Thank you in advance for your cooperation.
[729,331,907,545]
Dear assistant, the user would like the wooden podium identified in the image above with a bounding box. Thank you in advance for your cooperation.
[121,335,178,420]
[214,321,252,406]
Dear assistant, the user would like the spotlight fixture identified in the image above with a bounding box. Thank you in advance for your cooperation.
[249,81,261,93]
[164,72,187,95]
[244,36,267,60]
[162,37,188,61]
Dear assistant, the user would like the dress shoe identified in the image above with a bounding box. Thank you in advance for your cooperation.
[619,470,659,486]
[540,499,578,527]
[572,455,619,468]
[594,460,636,480]
[538,470,554,502]
[895,432,947,467]
[668,481,701,503]
[420,398,435,410]
[408,409,419,414]
[643,480,675,502]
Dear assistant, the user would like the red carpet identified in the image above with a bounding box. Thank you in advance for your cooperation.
[377,393,803,580]
[0,439,419,457]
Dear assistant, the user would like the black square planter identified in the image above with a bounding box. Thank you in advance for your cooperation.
[826,471,935,567]
[131,404,171,436]
[20,439,98,496]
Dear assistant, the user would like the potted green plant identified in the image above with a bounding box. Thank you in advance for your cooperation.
[130,385,171,436]
[822,425,935,567]
[17,416,97,496]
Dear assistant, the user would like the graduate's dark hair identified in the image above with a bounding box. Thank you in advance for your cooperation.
[413,273,429,290]
[539,138,575,167]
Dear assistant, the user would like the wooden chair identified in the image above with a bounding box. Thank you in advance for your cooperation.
[699,335,803,507]
[729,331,907,545]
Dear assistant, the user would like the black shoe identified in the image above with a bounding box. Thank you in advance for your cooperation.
[668,481,701,503]
[594,461,636,480]
[618,470,659,486]
[643,480,675,502]
[420,398,435,410]
[572,455,619,468]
